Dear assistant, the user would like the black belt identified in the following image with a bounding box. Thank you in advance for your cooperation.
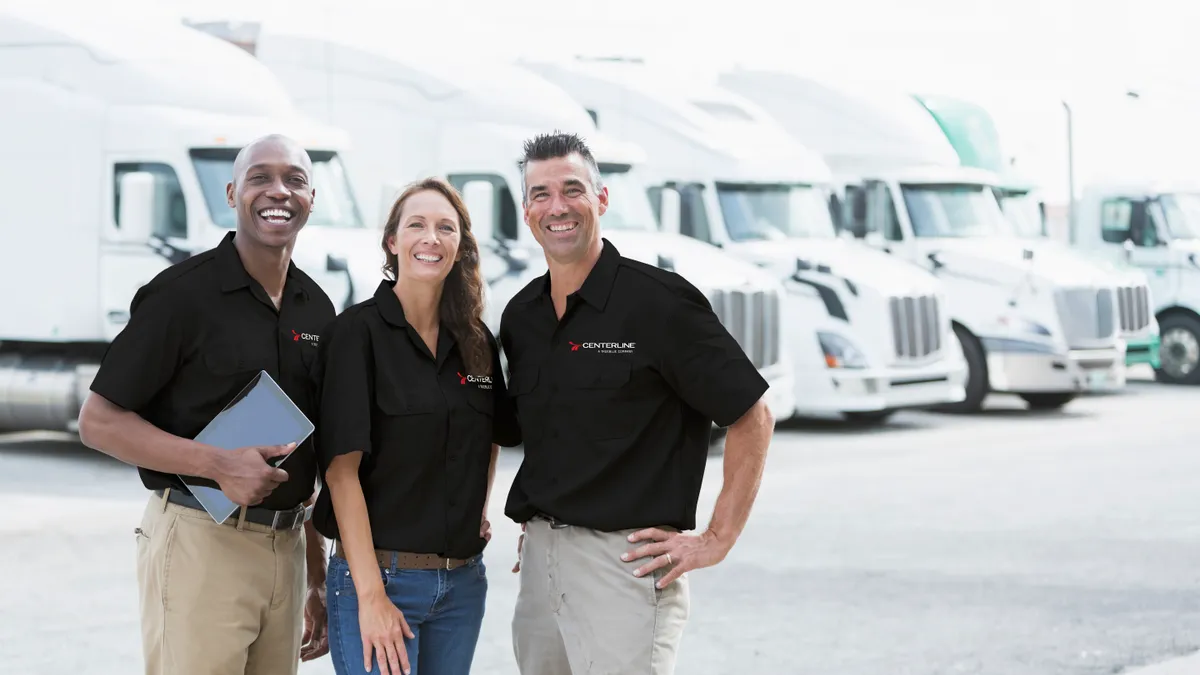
[156,488,310,531]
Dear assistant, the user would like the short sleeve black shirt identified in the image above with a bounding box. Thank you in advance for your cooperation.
[88,231,337,511]
[499,238,769,533]
[310,280,521,559]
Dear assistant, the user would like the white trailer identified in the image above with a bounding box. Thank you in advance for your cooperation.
[193,25,799,420]
[0,7,378,432]
[720,68,1127,411]
[523,58,967,423]
[1073,178,1200,383]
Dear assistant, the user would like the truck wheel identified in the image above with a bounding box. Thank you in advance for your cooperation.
[1154,313,1200,385]
[933,324,987,414]
[1019,392,1077,410]
[842,410,895,426]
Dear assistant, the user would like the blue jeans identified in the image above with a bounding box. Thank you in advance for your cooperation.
[327,553,488,675]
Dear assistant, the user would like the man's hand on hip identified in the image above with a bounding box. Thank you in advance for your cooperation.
[622,528,731,589]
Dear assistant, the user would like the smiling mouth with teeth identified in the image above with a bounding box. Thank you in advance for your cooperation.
[548,222,579,233]
[258,208,294,225]
[414,253,444,264]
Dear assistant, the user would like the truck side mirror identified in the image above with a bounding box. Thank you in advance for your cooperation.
[118,171,156,243]
[658,187,681,236]
[462,181,496,243]
[848,187,868,239]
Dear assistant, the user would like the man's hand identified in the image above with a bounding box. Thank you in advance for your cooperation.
[622,528,731,589]
[300,584,328,661]
[212,442,294,506]
[511,522,526,573]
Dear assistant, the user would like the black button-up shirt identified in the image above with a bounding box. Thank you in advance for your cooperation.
[89,231,336,510]
[499,239,769,532]
[310,280,521,559]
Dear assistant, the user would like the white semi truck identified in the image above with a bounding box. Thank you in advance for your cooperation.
[1072,178,1200,383]
[192,25,798,420]
[0,7,382,432]
[524,58,967,424]
[720,68,1128,411]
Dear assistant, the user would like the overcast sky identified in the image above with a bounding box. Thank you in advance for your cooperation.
[26,0,1200,201]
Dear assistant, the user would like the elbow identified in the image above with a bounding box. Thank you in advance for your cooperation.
[76,394,108,450]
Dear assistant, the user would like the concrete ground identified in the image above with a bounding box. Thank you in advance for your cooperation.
[2,366,1198,675]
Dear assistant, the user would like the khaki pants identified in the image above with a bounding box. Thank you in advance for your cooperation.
[512,517,690,675]
[135,491,307,675]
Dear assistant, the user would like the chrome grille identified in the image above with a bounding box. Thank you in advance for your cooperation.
[890,294,941,359]
[707,287,780,369]
[1117,284,1152,334]
[1054,288,1117,348]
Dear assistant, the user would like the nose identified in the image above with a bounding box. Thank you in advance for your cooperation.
[547,192,570,217]
[265,177,289,200]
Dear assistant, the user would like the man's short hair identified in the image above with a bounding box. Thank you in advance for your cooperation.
[519,131,603,204]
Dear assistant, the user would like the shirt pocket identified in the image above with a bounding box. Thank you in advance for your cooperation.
[566,360,635,441]
[374,381,438,418]
[464,387,494,418]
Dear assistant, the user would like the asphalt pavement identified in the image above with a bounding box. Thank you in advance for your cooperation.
[3,366,1199,675]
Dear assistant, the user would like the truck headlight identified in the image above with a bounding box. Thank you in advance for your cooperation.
[818,332,868,369]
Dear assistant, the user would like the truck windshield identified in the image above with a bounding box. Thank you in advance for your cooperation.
[598,169,657,232]
[716,183,836,241]
[1158,193,1200,240]
[997,190,1044,238]
[191,148,364,229]
[901,183,1009,238]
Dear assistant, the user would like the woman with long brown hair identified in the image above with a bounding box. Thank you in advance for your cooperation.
[311,177,520,675]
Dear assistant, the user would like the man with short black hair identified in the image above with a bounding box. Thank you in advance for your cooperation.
[79,134,334,675]
[501,131,775,674]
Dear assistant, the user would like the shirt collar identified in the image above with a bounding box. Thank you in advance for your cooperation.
[512,238,622,311]
[217,231,306,300]
[374,279,409,329]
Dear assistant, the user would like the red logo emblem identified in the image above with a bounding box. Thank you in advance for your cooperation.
[291,330,301,342]
[569,341,580,351]
[457,372,467,384]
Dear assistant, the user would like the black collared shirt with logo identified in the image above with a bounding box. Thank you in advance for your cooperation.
[89,231,336,511]
[499,238,769,533]
[310,280,521,559]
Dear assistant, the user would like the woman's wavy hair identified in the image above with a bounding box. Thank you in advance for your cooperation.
[381,177,491,375]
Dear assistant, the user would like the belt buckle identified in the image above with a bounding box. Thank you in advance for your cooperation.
[445,557,452,571]
[272,508,302,531]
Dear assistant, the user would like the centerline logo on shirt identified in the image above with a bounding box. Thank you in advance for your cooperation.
[568,340,637,355]
[458,372,493,389]
[291,329,320,347]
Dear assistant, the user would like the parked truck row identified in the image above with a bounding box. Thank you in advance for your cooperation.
[0,8,1186,437]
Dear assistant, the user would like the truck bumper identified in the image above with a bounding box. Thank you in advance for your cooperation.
[1124,333,1162,368]
[984,339,1126,394]
[791,357,967,416]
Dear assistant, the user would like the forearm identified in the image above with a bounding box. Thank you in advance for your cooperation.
[705,401,773,549]
[303,492,327,585]
[326,461,385,600]
[78,393,221,479]
[483,444,499,514]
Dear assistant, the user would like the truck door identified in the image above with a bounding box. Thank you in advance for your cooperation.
[102,161,192,341]
[1101,196,1175,303]
[865,180,913,262]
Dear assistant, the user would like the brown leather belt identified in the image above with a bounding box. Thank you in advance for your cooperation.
[333,541,470,570]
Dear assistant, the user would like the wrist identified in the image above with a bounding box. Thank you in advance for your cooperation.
[194,443,226,482]
[704,527,736,556]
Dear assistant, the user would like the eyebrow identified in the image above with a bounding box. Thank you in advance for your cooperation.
[245,163,309,175]
[529,178,586,194]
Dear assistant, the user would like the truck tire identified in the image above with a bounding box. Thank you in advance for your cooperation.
[934,324,987,414]
[842,410,895,426]
[1154,313,1200,385]
[1019,392,1077,410]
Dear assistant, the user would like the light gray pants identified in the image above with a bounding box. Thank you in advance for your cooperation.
[512,516,690,675]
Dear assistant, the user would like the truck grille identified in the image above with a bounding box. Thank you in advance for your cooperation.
[1117,284,1152,334]
[890,294,941,359]
[1054,288,1116,348]
[708,288,780,370]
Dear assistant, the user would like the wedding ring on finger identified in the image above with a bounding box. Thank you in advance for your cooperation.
[665,553,672,566]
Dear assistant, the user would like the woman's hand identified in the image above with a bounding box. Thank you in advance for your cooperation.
[358,591,415,675]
